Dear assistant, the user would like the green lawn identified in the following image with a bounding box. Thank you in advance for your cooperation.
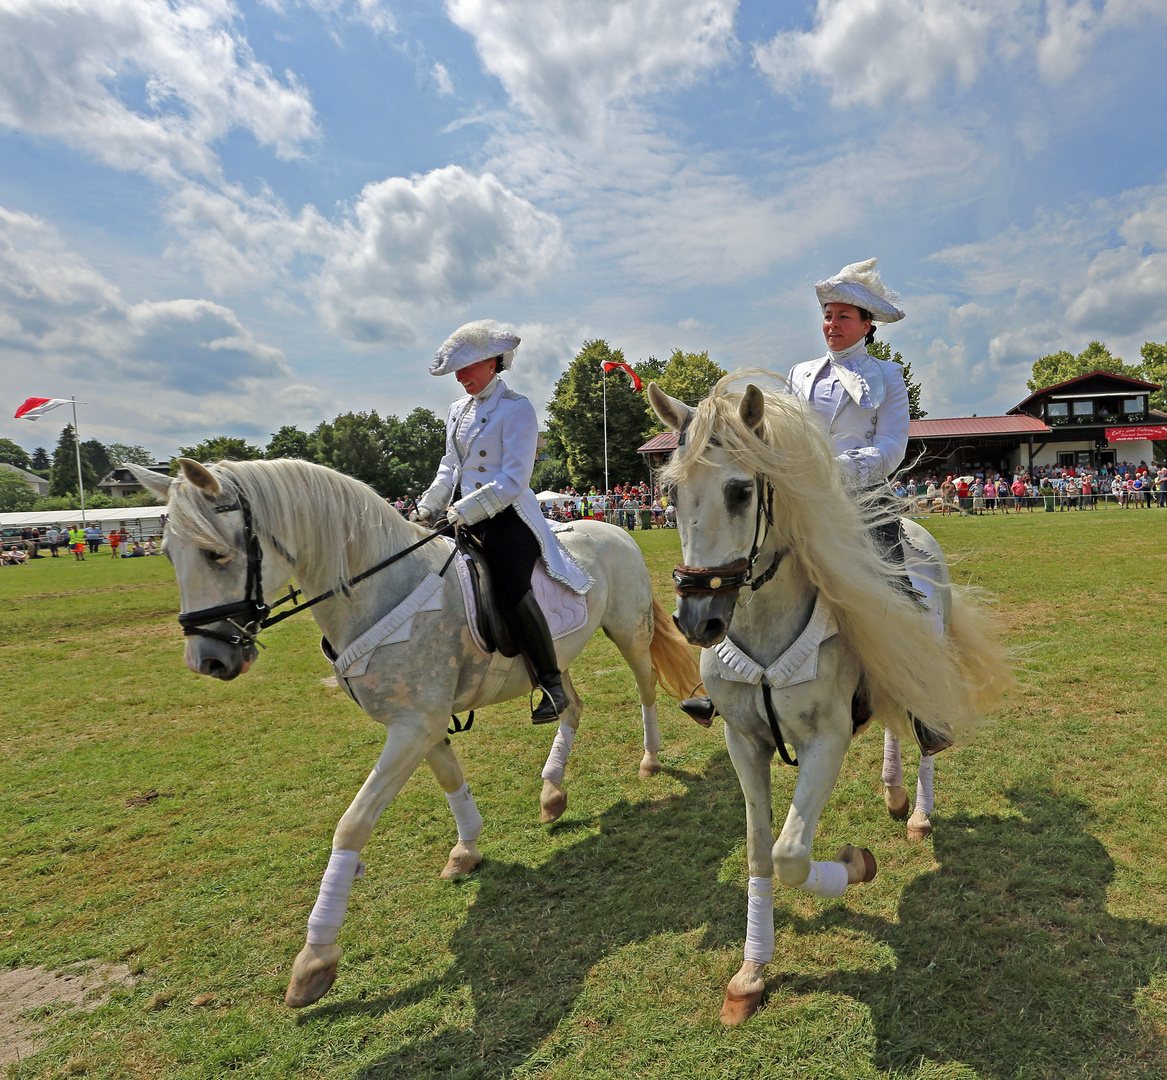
[2,511,1165,1079]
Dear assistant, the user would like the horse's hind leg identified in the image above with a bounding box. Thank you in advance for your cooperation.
[907,754,935,841]
[540,669,581,824]
[427,738,483,879]
[603,615,663,779]
[882,729,910,820]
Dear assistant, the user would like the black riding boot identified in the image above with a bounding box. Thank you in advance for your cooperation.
[680,696,717,725]
[511,590,570,724]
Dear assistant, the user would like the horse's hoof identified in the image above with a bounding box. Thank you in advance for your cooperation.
[906,809,932,842]
[884,784,910,821]
[439,844,481,880]
[284,943,342,1008]
[836,844,878,884]
[638,755,661,780]
[720,987,763,1026]
[540,781,567,824]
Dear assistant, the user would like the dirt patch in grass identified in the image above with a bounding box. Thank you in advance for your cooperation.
[0,962,138,1066]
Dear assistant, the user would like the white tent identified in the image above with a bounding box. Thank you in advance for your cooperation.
[533,490,580,504]
[1,506,168,539]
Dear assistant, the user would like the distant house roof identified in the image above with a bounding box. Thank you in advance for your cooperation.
[637,431,680,454]
[0,461,50,496]
[1009,370,1160,415]
[908,415,1050,439]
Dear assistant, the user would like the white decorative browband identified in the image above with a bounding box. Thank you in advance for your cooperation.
[712,593,839,689]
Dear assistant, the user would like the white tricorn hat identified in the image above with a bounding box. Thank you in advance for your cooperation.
[429,319,521,376]
[814,258,905,325]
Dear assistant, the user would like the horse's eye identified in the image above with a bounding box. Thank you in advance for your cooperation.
[203,550,230,564]
[725,481,753,511]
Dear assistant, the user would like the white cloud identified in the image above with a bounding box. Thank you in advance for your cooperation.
[432,62,455,97]
[317,166,564,344]
[0,0,318,181]
[754,0,1167,107]
[0,204,290,393]
[445,0,738,137]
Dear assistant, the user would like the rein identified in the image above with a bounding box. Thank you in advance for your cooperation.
[672,475,783,598]
[177,486,451,649]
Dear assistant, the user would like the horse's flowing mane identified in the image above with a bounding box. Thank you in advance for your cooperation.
[660,369,1008,737]
[165,458,422,595]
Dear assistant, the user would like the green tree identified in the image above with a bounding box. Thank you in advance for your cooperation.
[383,408,445,497]
[48,425,98,497]
[868,340,927,420]
[30,447,51,471]
[1027,340,1132,392]
[106,443,154,466]
[265,425,316,460]
[642,349,727,433]
[0,467,37,511]
[314,412,392,493]
[546,339,653,491]
[81,439,113,483]
[530,457,571,493]
[1137,341,1167,411]
[173,436,264,471]
[0,437,31,470]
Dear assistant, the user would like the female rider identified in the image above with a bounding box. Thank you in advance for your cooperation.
[415,320,591,723]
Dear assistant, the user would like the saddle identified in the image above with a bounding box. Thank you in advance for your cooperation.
[456,531,519,658]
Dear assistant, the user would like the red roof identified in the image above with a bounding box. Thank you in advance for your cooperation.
[908,415,1050,439]
[637,431,679,453]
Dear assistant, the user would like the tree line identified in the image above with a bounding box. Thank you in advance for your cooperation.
[1029,340,1167,407]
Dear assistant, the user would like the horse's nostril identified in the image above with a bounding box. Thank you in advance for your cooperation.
[199,656,226,677]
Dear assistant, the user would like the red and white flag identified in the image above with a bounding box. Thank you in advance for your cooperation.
[601,360,643,392]
[14,397,70,421]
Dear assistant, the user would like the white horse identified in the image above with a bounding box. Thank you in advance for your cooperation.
[128,458,698,1010]
[648,375,1011,1025]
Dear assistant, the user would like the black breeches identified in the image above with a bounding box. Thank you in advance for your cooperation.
[467,506,540,620]
[872,515,906,572]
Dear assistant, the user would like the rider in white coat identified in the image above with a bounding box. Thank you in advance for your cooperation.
[416,320,590,723]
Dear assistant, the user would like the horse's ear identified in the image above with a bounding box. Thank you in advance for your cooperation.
[123,463,173,499]
[178,458,222,495]
[740,384,765,434]
[648,382,694,432]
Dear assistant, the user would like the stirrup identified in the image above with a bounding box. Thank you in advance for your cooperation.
[531,674,568,724]
[913,715,953,756]
[680,696,717,726]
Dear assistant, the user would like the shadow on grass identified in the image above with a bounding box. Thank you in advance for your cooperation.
[773,787,1167,1077]
[307,757,748,1079]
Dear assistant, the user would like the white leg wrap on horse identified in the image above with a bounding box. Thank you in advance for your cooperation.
[743,876,775,964]
[444,781,483,843]
[641,703,661,754]
[540,724,575,786]
[795,860,849,898]
[915,755,935,817]
[306,849,364,946]
[882,730,903,787]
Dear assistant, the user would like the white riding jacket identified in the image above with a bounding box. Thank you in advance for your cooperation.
[419,377,591,592]
[788,340,910,488]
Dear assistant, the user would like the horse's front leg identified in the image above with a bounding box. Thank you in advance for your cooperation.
[426,737,483,879]
[773,708,876,895]
[285,713,442,1009]
[882,729,910,820]
[720,719,776,1026]
[539,668,581,823]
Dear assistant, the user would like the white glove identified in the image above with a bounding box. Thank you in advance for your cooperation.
[446,506,468,529]
[410,505,432,524]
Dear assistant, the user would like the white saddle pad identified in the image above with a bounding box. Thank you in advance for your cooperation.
[449,540,589,655]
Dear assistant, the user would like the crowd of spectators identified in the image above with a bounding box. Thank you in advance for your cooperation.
[896,460,1167,515]
[1,524,161,566]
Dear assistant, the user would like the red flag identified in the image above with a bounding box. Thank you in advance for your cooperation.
[601,361,643,392]
[14,397,70,420]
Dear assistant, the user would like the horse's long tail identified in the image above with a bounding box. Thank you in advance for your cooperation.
[649,595,702,701]
[947,588,1014,725]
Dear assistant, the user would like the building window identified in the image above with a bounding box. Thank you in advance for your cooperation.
[1047,402,1069,424]
[1123,397,1144,413]
[1071,400,1093,415]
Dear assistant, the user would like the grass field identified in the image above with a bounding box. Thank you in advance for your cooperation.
[2,510,1166,1079]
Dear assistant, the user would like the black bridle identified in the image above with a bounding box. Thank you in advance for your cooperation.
[176,486,450,650]
[672,475,783,599]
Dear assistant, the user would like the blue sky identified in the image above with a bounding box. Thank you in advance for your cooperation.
[3,0,1167,461]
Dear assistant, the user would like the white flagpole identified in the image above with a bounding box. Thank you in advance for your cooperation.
[602,367,609,495]
[70,398,87,526]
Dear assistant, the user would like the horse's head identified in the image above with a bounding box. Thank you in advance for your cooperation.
[649,381,775,648]
[127,459,292,680]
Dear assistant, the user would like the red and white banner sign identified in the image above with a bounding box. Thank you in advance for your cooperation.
[1105,425,1167,442]
[14,397,70,420]
[601,360,643,392]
